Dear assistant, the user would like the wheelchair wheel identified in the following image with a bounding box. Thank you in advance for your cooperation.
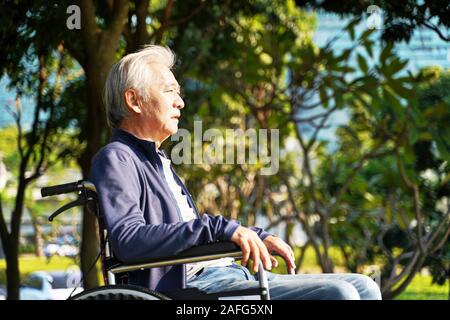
[69,284,171,300]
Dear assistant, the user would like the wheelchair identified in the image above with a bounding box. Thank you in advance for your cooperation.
[41,180,271,300]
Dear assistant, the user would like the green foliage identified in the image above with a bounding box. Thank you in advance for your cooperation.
[171,3,448,299]
[294,0,450,43]
[0,126,21,174]
[396,273,448,300]
[0,256,81,286]
[1,0,448,300]
[317,69,450,293]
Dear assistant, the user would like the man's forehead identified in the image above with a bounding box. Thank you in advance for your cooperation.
[148,63,179,88]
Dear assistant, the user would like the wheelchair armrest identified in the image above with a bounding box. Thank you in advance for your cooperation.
[107,241,242,274]
[173,241,241,260]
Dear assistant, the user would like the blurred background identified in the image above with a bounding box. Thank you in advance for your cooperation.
[0,0,449,300]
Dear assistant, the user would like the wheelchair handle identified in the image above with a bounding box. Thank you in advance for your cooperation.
[42,181,98,222]
[257,261,270,300]
[41,180,83,197]
[41,180,97,197]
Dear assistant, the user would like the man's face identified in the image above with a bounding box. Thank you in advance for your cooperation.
[140,63,184,141]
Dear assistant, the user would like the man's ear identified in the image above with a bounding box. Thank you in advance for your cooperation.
[124,89,142,114]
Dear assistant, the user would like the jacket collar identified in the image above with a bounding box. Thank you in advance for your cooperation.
[111,128,199,216]
[112,128,161,156]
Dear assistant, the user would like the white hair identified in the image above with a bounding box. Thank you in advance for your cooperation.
[104,45,176,128]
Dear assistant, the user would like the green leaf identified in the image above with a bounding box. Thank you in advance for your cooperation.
[363,40,374,58]
[408,128,419,144]
[383,85,403,116]
[357,53,369,73]
[387,79,412,99]
[335,91,344,108]
[385,206,393,224]
[334,65,355,73]
[423,102,449,119]
[319,87,329,108]
[339,48,352,62]
[434,132,450,161]
[380,42,394,63]
[345,17,361,41]
[388,57,408,75]
[418,132,433,141]
[361,28,376,41]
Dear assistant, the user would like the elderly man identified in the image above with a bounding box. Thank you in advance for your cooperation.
[90,45,382,300]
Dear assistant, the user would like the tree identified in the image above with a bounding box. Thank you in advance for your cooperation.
[317,67,450,298]
[0,0,260,292]
[0,46,72,299]
[1,0,447,300]
[414,69,450,299]
[169,7,449,298]
[294,0,450,42]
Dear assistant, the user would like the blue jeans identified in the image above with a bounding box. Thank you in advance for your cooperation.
[187,264,382,300]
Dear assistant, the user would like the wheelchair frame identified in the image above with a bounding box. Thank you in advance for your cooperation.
[41,180,271,300]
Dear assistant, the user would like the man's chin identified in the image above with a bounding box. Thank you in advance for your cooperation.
[168,126,179,136]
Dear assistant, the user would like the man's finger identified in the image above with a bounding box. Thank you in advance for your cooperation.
[270,255,278,268]
[278,246,296,271]
[249,240,260,273]
[288,245,295,261]
[240,240,251,267]
[288,266,295,275]
[256,239,272,271]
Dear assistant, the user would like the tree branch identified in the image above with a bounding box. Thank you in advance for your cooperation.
[80,0,101,52]
[6,97,24,160]
[168,0,206,27]
[0,195,11,256]
[306,105,339,150]
[328,144,395,211]
[101,0,130,52]
[423,21,450,42]
[24,52,64,183]
[395,149,426,254]
[427,208,450,252]
[430,224,450,254]
[279,172,328,271]
[154,0,174,44]
[291,108,335,123]
[134,0,150,47]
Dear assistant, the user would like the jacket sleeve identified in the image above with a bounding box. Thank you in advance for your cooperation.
[90,148,240,263]
[248,226,272,241]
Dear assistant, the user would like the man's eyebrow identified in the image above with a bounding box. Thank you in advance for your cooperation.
[163,82,181,90]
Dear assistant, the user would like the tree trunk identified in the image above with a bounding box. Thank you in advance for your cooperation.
[80,206,100,288]
[6,179,26,300]
[32,217,44,257]
[5,242,20,300]
[77,62,109,289]
[76,0,129,288]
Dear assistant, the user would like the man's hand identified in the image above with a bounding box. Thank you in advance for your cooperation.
[263,235,296,275]
[230,226,273,272]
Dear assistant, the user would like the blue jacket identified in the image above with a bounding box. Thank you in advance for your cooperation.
[90,129,271,292]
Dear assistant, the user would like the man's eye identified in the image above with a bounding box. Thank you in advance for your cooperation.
[164,89,183,97]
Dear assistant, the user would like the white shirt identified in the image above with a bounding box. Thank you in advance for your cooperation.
[158,153,234,280]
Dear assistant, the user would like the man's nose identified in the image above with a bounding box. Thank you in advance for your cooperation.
[175,96,185,109]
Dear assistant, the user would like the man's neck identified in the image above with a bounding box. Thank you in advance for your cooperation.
[118,123,163,149]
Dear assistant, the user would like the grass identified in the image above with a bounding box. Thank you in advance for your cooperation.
[0,252,448,300]
[396,274,448,300]
[0,255,80,285]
